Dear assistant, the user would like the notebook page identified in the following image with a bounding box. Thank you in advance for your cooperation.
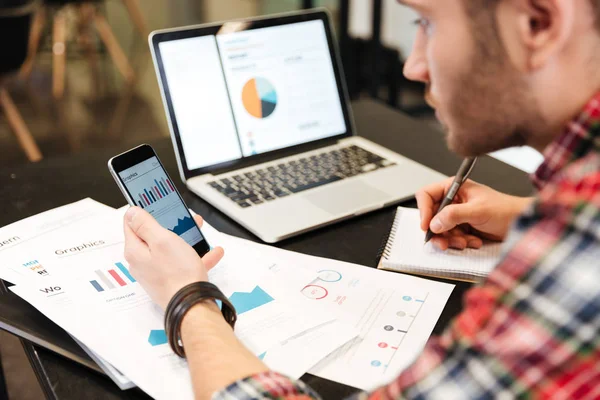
[384,208,502,277]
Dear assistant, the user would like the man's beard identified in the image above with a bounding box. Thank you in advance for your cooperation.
[439,10,544,157]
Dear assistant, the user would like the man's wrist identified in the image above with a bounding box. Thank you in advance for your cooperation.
[180,300,233,345]
[516,196,535,213]
[165,282,236,357]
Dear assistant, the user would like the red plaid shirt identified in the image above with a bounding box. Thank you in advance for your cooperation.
[215,93,600,400]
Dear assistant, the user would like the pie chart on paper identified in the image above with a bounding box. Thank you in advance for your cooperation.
[242,77,278,119]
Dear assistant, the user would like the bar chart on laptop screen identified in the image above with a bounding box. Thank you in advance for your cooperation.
[118,157,203,246]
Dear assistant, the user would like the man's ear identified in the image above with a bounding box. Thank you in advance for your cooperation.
[512,0,574,70]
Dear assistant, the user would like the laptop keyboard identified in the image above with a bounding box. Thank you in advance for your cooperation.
[207,145,396,208]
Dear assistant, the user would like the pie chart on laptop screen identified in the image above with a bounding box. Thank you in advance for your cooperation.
[242,77,278,119]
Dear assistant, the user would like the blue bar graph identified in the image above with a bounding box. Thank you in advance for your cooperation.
[159,181,168,196]
[90,280,104,292]
[115,262,136,283]
[149,190,156,202]
[144,189,153,204]
[154,179,165,196]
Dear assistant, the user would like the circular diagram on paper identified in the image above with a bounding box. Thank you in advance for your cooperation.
[317,270,342,282]
[302,285,328,300]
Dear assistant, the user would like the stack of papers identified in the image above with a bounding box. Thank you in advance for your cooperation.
[0,199,454,397]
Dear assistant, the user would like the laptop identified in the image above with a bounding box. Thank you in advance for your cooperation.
[149,10,445,243]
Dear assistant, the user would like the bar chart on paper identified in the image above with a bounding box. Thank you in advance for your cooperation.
[89,262,136,292]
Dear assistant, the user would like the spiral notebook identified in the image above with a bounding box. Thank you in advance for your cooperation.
[377,207,503,282]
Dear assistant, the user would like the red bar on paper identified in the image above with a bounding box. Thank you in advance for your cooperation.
[154,186,162,199]
[166,179,174,191]
[108,269,127,286]
[142,193,150,206]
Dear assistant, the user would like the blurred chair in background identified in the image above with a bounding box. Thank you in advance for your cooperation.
[20,0,148,99]
[0,0,43,162]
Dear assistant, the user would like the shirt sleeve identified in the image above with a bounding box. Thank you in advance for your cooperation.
[212,371,321,400]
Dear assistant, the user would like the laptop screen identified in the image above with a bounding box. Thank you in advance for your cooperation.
[157,19,348,171]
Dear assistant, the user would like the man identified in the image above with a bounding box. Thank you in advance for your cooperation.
[123,0,600,398]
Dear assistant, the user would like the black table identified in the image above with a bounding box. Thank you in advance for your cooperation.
[0,99,533,399]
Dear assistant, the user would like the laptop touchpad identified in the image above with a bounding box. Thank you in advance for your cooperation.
[303,180,390,215]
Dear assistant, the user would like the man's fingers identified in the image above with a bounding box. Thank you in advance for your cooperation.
[202,247,224,271]
[123,218,149,264]
[416,177,455,231]
[464,234,483,249]
[448,235,467,250]
[431,236,449,250]
[429,204,475,234]
[125,206,167,244]
[193,214,204,228]
[416,190,435,231]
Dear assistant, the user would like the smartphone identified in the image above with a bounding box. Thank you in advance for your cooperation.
[108,144,211,257]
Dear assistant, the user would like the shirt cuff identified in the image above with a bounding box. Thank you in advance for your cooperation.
[213,371,321,400]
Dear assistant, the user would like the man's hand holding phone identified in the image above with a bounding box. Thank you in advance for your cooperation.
[109,144,212,257]
[123,206,224,310]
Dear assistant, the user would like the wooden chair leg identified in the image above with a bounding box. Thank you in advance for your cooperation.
[93,12,135,84]
[121,0,149,38]
[52,9,67,99]
[107,82,135,137]
[0,88,43,162]
[78,4,101,97]
[20,8,46,80]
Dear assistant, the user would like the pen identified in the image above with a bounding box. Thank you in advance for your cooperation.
[424,157,478,244]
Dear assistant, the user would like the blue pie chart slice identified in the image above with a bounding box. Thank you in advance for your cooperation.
[242,78,278,119]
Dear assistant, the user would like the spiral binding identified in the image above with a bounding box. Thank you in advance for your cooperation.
[375,208,400,263]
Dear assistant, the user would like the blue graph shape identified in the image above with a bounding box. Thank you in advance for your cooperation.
[229,286,274,315]
[148,329,168,346]
[256,78,277,100]
[261,90,278,104]
[115,262,136,283]
[258,352,267,360]
[169,216,195,235]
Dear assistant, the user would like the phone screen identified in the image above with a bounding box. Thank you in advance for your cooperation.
[117,156,205,247]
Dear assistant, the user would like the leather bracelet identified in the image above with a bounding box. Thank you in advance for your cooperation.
[164,282,237,358]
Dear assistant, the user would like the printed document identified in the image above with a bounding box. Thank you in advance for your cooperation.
[217,232,455,391]
[0,199,114,284]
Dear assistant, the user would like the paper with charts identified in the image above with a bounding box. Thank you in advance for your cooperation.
[0,198,114,284]
[219,232,455,391]
[4,201,453,396]
[6,208,357,399]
